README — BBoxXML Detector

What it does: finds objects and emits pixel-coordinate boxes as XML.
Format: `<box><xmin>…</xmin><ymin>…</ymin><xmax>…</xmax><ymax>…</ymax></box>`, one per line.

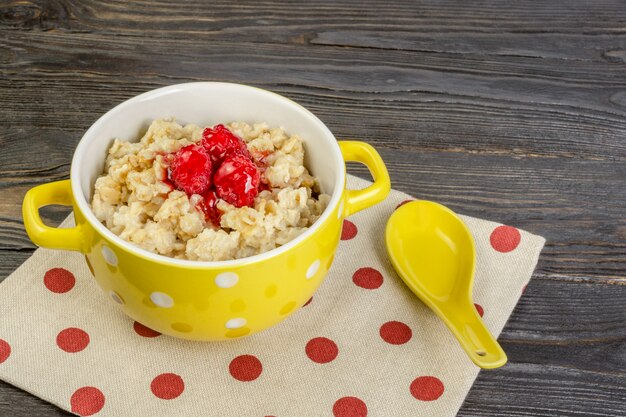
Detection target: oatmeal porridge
<box><xmin>91</xmin><ymin>119</ymin><xmax>330</xmax><ymax>261</ymax></box>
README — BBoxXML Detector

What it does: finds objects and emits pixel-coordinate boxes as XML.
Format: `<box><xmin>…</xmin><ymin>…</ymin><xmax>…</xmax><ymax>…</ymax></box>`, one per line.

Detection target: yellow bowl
<box><xmin>22</xmin><ymin>82</ymin><xmax>390</xmax><ymax>340</ymax></box>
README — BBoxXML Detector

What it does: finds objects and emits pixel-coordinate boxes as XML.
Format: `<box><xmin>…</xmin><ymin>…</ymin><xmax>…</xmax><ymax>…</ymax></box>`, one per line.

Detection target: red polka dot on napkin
<box><xmin>333</xmin><ymin>396</ymin><xmax>367</xmax><ymax>417</ymax></box>
<box><xmin>306</xmin><ymin>337</ymin><xmax>339</xmax><ymax>364</ymax></box>
<box><xmin>56</xmin><ymin>328</ymin><xmax>90</xmax><ymax>353</ymax></box>
<box><xmin>70</xmin><ymin>386</ymin><xmax>105</xmax><ymax>416</ymax></box>
<box><xmin>0</xmin><ymin>339</ymin><xmax>10</xmax><ymax>364</ymax></box>
<box><xmin>44</xmin><ymin>268</ymin><xmax>75</xmax><ymax>293</ymax></box>
<box><xmin>379</xmin><ymin>321</ymin><xmax>412</xmax><ymax>345</ymax></box>
<box><xmin>133</xmin><ymin>321</ymin><xmax>161</xmax><ymax>338</ymax></box>
<box><xmin>474</xmin><ymin>303</ymin><xmax>484</xmax><ymax>318</ymax></box>
<box><xmin>341</xmin><ymin>220</ymin><xmax>358</xmax><ymax>240</ymax></box>
<box><xmin>353</xmin><ymin>267</ymin><xmax>383</xmax><ymax>289</ymax></box>
<box><xmin>151</xmin><ymin>373</ymin><xmax>185</xmax><ymax>399</ymax></box>
<box><xmin>229</xmin><ymin>355</ymin><xmax>262</xmax><ymax>382</ymax></box>
<box><xmin>490</xmin><ymin>225</ymin><xmax>521</xmax><ymax>253</ymax></box>
<box><xmin>410</xmin><ymin>376</ymin><xmax>444</xmax><ymax>401</ymax></box>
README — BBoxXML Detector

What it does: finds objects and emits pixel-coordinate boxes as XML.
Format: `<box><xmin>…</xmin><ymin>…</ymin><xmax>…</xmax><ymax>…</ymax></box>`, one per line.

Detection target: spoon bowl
<box><xmin>385</xmin><ymin>200</ymin><xmax>507</xmax><ymax>368</ymax></box>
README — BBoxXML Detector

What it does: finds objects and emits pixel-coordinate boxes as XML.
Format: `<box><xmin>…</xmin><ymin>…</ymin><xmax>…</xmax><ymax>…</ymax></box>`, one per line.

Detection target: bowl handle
<box><xmin>339</xmin><ymin>141</ymin><xmax>391</xmax><ymax>217</ymax></box>
<box><xmin>22</xmin><ymin>179</ymin><xmax>84</xmax><ymax>252</ymax></box>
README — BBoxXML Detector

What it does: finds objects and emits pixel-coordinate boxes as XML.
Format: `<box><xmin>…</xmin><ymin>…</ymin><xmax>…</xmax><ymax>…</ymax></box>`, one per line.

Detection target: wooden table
<box><xmin>1</xmin><ymin>1</ymin><xmax>624</xmax><ymax>415</ymax></box>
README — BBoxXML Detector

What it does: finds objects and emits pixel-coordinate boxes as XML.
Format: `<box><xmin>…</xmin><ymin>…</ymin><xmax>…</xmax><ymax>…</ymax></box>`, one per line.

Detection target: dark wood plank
<box><xmin>0</xmin><ymin>381</ymin><xmax>72</xmax><ymax>417</ymax></box>
<box><xmin>461</xmin><ymin>279</ymin><xmax>626</xmax><ymax>417</ymax></box>
<box><xmin>0</xmin><ymin>0</ymin><xmax>624</xmax><ymax>416</ymax></box>
<box><xmin>3</xmin><ymin>0</ymin><xmax>626</xmax><ymax>38</ymax></box>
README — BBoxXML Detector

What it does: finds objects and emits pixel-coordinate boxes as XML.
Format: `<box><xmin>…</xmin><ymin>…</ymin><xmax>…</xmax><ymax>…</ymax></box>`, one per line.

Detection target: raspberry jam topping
<box><xmin>160</xmin><ymin>170</ymin><xmax>176</xmax><ymax>191</ymax></box>
<box><xmin>202</xmin><ymin>124</ymin><xmax>250</xmax><ymax>163</ymax></box>
<box><xmin>168</xmin><ymin>144</ymin><xmax>213</xmax><ymax>195</ymax></box>
<box><xmin>251</xmin><ymin>149</ymin><xmax>271</xmax><ymax>166</ymax></box>
<box><xmin>196</xmin><ymin>189</ymin><xmax>222</xmax><ymax>227</ymax></box>
<box><xmin>258</xmin><ymin>182</ymin><xmax>270</xmax><ymax>193</ymax></box>
<box><xmin>213</xmin><ymin>153</ymin><xmax>260</xmax><ymax>207</ymax></box>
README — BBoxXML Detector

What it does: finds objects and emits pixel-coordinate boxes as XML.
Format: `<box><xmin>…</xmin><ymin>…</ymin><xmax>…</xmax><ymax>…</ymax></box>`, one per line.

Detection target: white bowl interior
<box><xmin>71</xmin><ymin>82</ymin><xmax>345</xmax><ymax>266</ymax></box>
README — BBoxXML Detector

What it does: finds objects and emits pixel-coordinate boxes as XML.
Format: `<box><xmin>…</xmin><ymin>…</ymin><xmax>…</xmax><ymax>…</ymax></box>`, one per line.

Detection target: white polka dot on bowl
<box><xmin>101</xmin><ymin>246</ymin><xmax>118</xmax><ymax>266</ymax></box>
<box><xmin>225</xmin><ymin>318</ymin><xmax>247</xmax><ymax>329</ymax></box>
<box><xmin>306</xmin><ymin>260</ymin><xmax>320</xmax><ymax>280</ymax></box>
<box><xmin>109</xmin><ymin>290</ymin><xmax>124</xmax><ymax>305</ymax></box>
<box><xmin>150</xmin><ymin>292</ymin><xmax>174</xmax><ymax>308</ymax></box>
<box><xmin>215</xmin><ymin>272</ymin><xmax>239</xmax><ymax>288</ymax></box>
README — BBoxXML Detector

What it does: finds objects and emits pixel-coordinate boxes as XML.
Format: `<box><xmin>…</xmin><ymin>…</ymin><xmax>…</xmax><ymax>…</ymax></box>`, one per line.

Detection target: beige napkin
<box><xmin>0</xmin><ymin>175</ymin><xmax>544</xmax><ymax>417</ymax></box>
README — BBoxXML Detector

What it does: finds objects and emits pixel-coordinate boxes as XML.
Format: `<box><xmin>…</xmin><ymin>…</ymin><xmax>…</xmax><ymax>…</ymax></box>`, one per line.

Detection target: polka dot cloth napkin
<box><xmin>0</xmin><ymin>175</ymin><xmax>545</xmax><ymax>417</ymax></box>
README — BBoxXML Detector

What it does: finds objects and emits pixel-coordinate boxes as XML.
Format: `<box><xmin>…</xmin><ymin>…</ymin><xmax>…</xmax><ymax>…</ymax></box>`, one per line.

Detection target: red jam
<box><xmin>161</xmin><ymin>168</ymin><xmax>176</xmax><ymax>191</ymax></box>
<box><xmin>196</xmin><ymin>189</ymin><xmax>222</xmax><ymax>227</ymax></box>
<box><xmin>252</xmin><ymin>149</ymin><xmax>271</xmax><ymax>166</ymax></box>
<box><xmin>258</xmin><ymin>182</ymin><xmax>270</xmax><ymax>193</ymax></box>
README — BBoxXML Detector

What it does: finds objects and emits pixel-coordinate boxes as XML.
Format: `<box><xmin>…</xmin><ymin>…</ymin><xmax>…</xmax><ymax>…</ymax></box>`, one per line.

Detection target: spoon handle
<box><xmin>443</xmin><ymin>305</ymin><xmax>508</xmax><ymax>369</ymax></box>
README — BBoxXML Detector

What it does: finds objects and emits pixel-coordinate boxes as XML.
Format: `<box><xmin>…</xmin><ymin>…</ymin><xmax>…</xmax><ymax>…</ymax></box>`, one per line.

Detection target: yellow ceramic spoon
<box><xmin>385</xmin><ymin>200</ymin><xmax>507</xmax><ymax>369</ymax></box>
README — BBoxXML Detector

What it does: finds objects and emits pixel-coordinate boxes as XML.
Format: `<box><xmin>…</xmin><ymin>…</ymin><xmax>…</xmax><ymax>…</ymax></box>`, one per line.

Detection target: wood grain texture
<box><xmin>0</xmin><ymin>0</ymin><xmax>625</xmax><ymax>416</ymax></box>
